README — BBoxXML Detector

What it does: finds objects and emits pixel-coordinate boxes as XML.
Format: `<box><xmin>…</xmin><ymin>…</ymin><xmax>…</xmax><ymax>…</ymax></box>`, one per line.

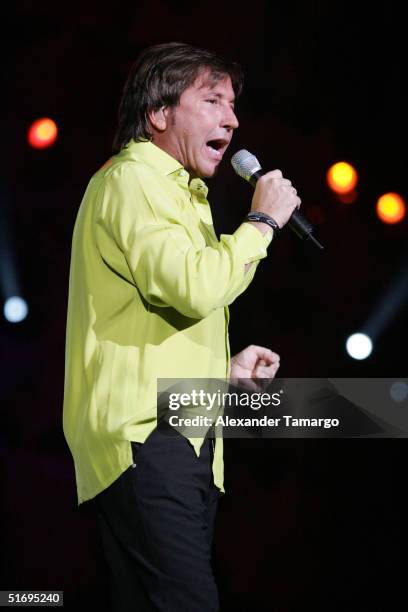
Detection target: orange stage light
<box><xmin>27</xmin><ymin>118</ymin><xmax>58</xmax><ymax>149</ymax></box>
<box><xmin>327</xmin><ymin>161</ymin><xmax>358</xmax><ymax>196</ymax></box>
<box><xmin>376</xmin><ymin>193</ymin><xmax>406</xmax><ymax>224</ymax></box>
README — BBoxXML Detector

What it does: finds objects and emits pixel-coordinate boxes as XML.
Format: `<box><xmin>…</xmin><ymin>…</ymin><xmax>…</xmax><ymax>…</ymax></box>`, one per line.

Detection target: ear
<box><xmin>148</xmin><ymin>106</ymin><xmax>170</xmax><ymax>132</ymax></box>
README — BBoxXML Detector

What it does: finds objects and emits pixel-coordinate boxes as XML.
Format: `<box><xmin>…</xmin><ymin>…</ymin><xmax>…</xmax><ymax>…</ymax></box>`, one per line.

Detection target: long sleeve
<box><xmin>95</xmin><ymin>162</ymin><xmax>273</xmax><ymax>320</ymax></box>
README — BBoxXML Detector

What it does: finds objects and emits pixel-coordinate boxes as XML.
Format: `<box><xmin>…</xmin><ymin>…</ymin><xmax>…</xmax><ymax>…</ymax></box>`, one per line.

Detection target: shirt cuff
<box><xmin>231</xmin><ymin>221</ymin><xmax>273</xmax><ymax>263</ymax></box>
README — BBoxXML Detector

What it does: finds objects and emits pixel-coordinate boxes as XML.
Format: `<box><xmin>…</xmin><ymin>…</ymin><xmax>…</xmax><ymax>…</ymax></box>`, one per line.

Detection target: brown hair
<box><xmin>112</xmin><ymin>42</ymin><xmax>243</xmax><ymax>154</ymax></box>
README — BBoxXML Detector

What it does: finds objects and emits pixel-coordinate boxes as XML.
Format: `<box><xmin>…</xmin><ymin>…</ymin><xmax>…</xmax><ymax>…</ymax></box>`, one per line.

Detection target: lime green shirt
<box><xmin>63</xmin><ymin>140</ymin><xmax>273</xmax><ymax>505</ymax></box>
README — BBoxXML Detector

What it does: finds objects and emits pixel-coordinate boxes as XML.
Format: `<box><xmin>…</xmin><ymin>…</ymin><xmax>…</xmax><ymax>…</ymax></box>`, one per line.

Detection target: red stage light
<box><xmin>27</xmin><ymin>118</ymin><xmax>58</xmax><ymax>149</ymax></box>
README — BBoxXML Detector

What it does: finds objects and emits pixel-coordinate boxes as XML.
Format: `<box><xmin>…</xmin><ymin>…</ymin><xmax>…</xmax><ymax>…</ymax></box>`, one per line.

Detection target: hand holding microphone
<box><xmin>250</xmin><ymin>168</ymin><xmax>301</xmax><ymax>229</ymax></box>
<box><xmin>231</xmin><ymin>149</ymin><xmax>323</xmax><ymax>249</ymax></box>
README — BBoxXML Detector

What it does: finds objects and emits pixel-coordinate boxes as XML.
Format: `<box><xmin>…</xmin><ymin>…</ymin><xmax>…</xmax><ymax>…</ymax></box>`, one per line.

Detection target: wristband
<box><xmin>245</xmin><ymin>212</ymin><xmax>280</xmax><ymax>234</ymax></box>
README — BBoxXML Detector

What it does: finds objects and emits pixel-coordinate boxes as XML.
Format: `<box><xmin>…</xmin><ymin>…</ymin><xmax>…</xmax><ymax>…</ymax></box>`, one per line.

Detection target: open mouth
<box><xmin>205</xmin><ymin>139</ymin><xmax>229</xmax><ymax>160</ymax></box>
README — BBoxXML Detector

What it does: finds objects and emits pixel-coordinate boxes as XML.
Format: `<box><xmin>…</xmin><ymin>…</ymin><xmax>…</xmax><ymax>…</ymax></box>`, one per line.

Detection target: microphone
<box><xmin>231</xmin><ymin>149</ymin><xmax>324</xmax><ymax>250</ymax></box>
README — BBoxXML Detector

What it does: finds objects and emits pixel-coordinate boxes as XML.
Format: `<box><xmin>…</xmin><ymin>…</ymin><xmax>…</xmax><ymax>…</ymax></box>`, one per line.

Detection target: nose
<box><xmin>223</xmin><ymin>106</ymin><xmax>239</xmax><ymax>131</ymax></box>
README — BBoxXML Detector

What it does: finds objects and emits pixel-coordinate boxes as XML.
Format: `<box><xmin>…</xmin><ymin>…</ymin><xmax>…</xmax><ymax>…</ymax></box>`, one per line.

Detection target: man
<box><xmin>63</xmin><ymin>42</ymin><xmax>300</xmax><ymax>611</ymax></box>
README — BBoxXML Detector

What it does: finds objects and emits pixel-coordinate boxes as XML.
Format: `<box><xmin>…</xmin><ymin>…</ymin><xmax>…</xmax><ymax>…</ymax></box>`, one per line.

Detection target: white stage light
<box><xmin>4</xmin><ymin>296</ymin><xmax>28</xmax><ymax>323</ymax></box>
<box><xmin>346</xmin><ymin>333</ymin><xmax>373</xmax><ymax>360</ymax></box>
<box><xmin>390</xmin><ymin>381</ymin><xmax>408</xmax><ymax>403</ymax></box>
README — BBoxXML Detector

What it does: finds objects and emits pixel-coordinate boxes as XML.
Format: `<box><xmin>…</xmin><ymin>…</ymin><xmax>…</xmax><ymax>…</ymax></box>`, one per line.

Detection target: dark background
<box><xmin>2</xmin><ymin>1</ymin><xmax>407</xmax><ymax>610</ymax></box>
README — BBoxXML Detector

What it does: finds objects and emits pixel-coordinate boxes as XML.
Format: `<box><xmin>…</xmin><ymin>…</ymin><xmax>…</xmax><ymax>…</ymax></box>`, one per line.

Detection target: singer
<box><xmin>63</xmin><ymin>42</ymin><xmax>300</xmax><ymax>612</ymax></box>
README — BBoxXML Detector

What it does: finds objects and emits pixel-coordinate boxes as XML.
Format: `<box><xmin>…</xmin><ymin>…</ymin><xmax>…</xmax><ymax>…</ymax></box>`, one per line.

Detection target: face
<box><xmin>151</xmin><ymin>71</ymin><xmax>239</xmax><ymax>178</ymax></box>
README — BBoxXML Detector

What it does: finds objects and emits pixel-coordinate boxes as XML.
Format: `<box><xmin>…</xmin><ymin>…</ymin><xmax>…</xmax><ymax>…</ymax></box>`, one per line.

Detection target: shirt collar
<box><xmin>189</xmin><ymin>178</ymin><xmax>208</xmax><ymax>199</ymax></box>
<box><xmin>118</xmin><ymin>140</ymin><xmax>209</xmax><ymax>199</ymax></box>
<box><xmin>120</xmin><ymin>139</ymin><xmax>183</xmax><ymax>176</ymax></box>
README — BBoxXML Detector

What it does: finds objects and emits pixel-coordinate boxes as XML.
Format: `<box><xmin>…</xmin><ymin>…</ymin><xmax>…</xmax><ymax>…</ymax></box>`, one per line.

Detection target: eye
<box><xmin>206</xmin><ymin>98</ymin><xmax>218</xmax><ymax>105</ymax></box>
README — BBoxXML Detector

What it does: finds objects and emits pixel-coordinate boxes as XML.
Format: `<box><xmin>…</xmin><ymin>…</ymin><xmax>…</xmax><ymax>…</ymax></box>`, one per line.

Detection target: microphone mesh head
<box><xmin>231</xmin><ymin>149</ymin><xmax>262</xmax><ymax>181</ymax></box>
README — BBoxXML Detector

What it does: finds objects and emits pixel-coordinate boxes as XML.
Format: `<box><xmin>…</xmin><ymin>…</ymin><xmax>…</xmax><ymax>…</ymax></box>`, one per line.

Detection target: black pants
<box><xmin>95</xmin><ymin>422</ymin><xmax>220</xmax><ymax>612</ymax></box>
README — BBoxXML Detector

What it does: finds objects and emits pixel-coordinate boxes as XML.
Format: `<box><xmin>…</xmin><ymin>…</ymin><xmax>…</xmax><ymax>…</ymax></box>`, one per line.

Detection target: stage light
<box><xmin>390</xmin><ymin>381</ymin><xmax>408</xmax><ymax>403</ymax></box>
<box><xmin>327</xmin><ymin>162</ymin><xmax>358</xmax><ymax>195</ymax></box>
<box><xmin>346</xmin><ymin>333</ymin><xmax>373</xmax><ymax>360</ymax></box>
<box><xmin>3</xmin><ymin>296</ymin><xmax>28</xmax><ymax>323</ymax></box>
<box><xmin>27</xmin><ymin>118</ymin><xmax>58</xmax><ymax>150</ymax></box>
<box><xmin>376</xmin><ymin>193</ymin><xmax>406</xmax><ymax>224</ymax></box>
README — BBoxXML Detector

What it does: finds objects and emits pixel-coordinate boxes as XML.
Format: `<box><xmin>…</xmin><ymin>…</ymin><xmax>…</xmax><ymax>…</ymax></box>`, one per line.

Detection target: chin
<box><xmin>200</xmin><ymin>163</ymin><xmax>220</xmax><ymax>179</ymax></box>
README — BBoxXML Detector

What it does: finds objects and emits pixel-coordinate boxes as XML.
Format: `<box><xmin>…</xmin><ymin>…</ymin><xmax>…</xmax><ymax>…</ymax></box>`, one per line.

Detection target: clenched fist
<box><xmin>250</xmin><ymin>169</ymin><xmax>301</xmax><ymax>229</ymax></box>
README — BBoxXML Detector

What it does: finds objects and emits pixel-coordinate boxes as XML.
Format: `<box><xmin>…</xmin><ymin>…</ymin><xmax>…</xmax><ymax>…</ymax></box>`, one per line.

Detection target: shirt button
<box><xmin>179</xmin><ymin>170</ymin><xmax>187</xmax><ymax>177</ymax></box>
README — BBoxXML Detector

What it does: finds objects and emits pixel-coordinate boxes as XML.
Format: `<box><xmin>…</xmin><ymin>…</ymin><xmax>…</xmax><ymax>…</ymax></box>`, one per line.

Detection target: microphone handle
<box><xmin>249</xmin><ymin>170</ymin><xmax>323</xmax><ymax>248</ymax></box>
